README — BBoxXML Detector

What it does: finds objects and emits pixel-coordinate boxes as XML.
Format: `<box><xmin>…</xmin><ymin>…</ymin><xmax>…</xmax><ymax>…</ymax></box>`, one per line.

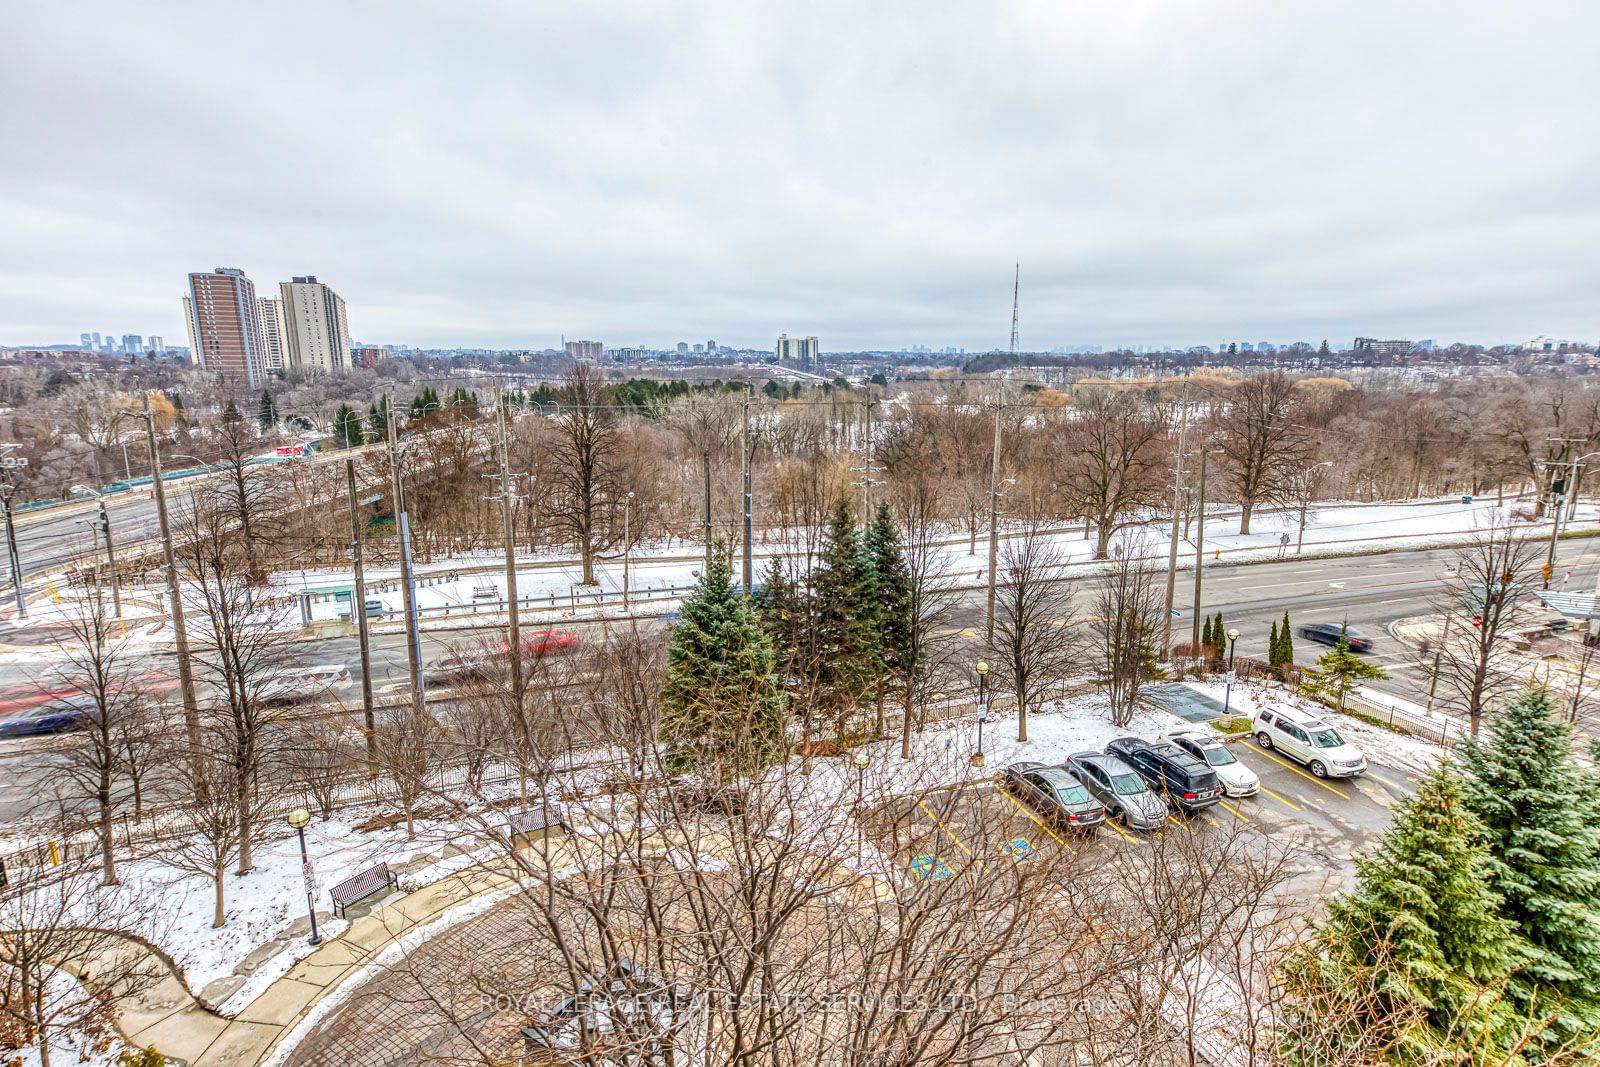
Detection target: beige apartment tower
<box><xmin>279</xmin><ymin>276</ymin><xmax>350</xmax><ymax>374</ymax></box>
<box><xmin>256</xmin><ymin>297</ymin><xmax>290</xmax><ymax>372</ymax></box>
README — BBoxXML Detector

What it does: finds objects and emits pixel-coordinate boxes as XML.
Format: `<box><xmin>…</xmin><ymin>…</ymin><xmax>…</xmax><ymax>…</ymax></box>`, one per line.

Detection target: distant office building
<box><xmin>707</xmin><ymin>339</ymin><xmax>717</xmax><ymax>354</ymax></box>
<box><xmin>609</xmin><ymin>346</ymin><xmax>645</xmax><ymax>362</ymax></box>
<box><xmin>564</xmin><ymin>339</ymin><xmax>603</xmax><ymax>362</ymax></box>
<box><xmin>147</xmin><ymin>335</ymin><xmax>163</xmax><ymax>352</ymax></box>
<box><xmin>184</xmin><ymin>267</ymin><xmax>268</xmax><ymax>385</ymax></box>
<box><xmin>90</xmin><ymin>331</ymin><xmax>101</xmax><ymax>349</ymax></box>
<box><xmin>692</xmin><ymin>343</ymin><xmax>705</xmax><ymax>355</ymax></box>
<box><xmin>675</xmin><ymin>342</ymin><xmax>689</xmax><ymax>357</ymax></box>
<box><xmin>257</xmin><ymin>297</ymin><xmax>290</xmax><ymax>371</ymax></box>
<box><xmin>1239</xmin><ymin>342</ymin><xmax>1254</xmax><ymax>353</ymax></box>
<box><xmin>775</xmin><ymin>333</ymin><xmax>819</xmax><ymax>371</ymax></box>
<box><xmin>351</xmin><ymin>345</ymin><xmax>386</xmax><ymax>370</ymax></box>
<box><xmin>279</xmin><ymin>276</ymin><xmax>350</xmax><ymax>374</ymax></box>
<box><xmin>79</xmin><ymin>332</ymin><xmax>92</xmax><ymax>349</ymax></box>
<box><xmin>1524</xmin><ymin>335</ymin><xmax>1572</xmax><ymax>354</ymax></box>
<box><xmin>120</xmin><ymin>334</ymin><xmax>142</xmax><ymax>355</ymax></box>
<box><xmin>1352</xmin><ymin>337</ymin><xmax>1411</xmax><ymax>357</ymax></box>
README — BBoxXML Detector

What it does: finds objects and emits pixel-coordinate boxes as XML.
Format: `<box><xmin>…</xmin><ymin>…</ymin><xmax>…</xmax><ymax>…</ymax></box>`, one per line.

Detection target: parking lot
<box><xmin>868</xmin><ymin>737</ymin><xmax>1417</xmax><ymax>896</ymax></box>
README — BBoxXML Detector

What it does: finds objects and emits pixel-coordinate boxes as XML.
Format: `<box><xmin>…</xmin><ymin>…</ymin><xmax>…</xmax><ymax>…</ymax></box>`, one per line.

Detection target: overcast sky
<box><xmin>3</xmin><ymin>2</ymin><xmax>1596</xmax><ymax>352</ymax></box>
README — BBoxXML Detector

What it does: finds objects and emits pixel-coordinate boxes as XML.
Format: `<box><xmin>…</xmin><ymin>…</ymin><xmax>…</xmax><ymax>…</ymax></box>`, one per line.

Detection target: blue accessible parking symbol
<box><xmin>1000</xmin><ymin>838</ymin><xmax>1040</xmax><ymax>864</ymax></box>
<box><xmin>910</xmin><ymin>855</ymin><xmax>955</xmax><ymax>881</ymax></box>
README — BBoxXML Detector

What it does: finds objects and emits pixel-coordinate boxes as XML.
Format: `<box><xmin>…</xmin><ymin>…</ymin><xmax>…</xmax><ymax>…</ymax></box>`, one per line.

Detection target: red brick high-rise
<box><xmin>183</xmin><ymin>268</ymin><xmax>267</xmax><ymax>385</ymax></box>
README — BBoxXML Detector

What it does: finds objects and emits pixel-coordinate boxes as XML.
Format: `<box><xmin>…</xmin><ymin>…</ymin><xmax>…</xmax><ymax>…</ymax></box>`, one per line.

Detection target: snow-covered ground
<box><xmin>22</xmin><ymin>494</ymin><xmax>1591</xmax><ymax>641</ymax></box>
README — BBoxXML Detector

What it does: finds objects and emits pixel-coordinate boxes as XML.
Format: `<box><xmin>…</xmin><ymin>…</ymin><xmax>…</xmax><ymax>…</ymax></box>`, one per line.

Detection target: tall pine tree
<box><xmin>1279</xmin><ymin>610</ymin><xmax>1294</xmax><ymax>666</ymax></box>
<box><xmin>333</xmin><ymin>403</ymin><xmax>364</xmax><ymax>448</ymax></box>
<box><xmin>811</xmin><ymin>499</ymin><xmax>875</xmax><ymax>735</ymax></box>
<box><xmin>1302</xmin><ymin>623</ymin><xmax>1386</xmax><ymax>712</ymax></box>
<box><xmin>1460</xmin><ymin>689</ymin><xmax>1600</xmax><ymax>1043</ymax></box>
<box><xmin>257</xmin><ymin>390</ymin><xmax>277</xmax><ymax>430</ymax></box>
<box><xmin>754</xmin><ymin>556</ymin><xmax>808</xmax><ymax>693</ymax></box>
<box><xmin>660</xmin><ymin>543</ymin><xmax>789</xmax><ymax>781</ymax></box>
<box><xmin>864</xmin><ymin>503</ymin><xmax>916</xmax><ymax>736</ymax></box>
<box><xmin>1268</xmin><ymin>620</ymin><xmax>1281</xmax><ymax>666</ymax></box>
<box><xmin>1284</xmin><ymin>766</ymin><xmax>1530</xmax><ymax>1064</ymax></box>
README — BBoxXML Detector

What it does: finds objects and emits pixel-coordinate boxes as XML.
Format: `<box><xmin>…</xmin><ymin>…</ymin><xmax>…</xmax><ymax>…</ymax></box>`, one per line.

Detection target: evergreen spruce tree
<box><xmin>369</xmin><ymin>395</ymin><xmax>391</xmax><ymax>437</ymax></box>
<box><xmin>1301</xmin><ymin>622</ymin><xmax>1387</xmax><ymax>712</ymax></box>
<box><xmin>1201</xmin><ymin>615</ymin><xmax>1215</xmax><ymax>652</ymax></box>
<box><xmin>1279</xmin><ymin>610</ymin><xmax>1294</xmax><ymax>666</ymax></box>
<box><xmin>864</xmin><ymin>504</ymin><xmax>917</xmax><ymax>734</ymax></box>
<box><xmin>333</xmin><ymin>403</ymin><xmax>364</xmax><ymax>448</ymax></box>
<box><xmin>1459</xmin><ymin>689</ymin><xmax>1600</xmax><ymax>1042</ymax></box>
<box><xmin>660</xmin><ymin>543</ymin><xmax>789</xmax><ymax>781</ymax></box>
<box><xmin>753</xmin><ymin>556</ymin><xmax>807</xmax><ymax>688</ymax></box>
<box><xmin>811</xmin><ymin>499</ymin><xmax>875</xmax><ymax>734</ymax></box>
<box><xmin>221</xmin><ymin>399</ymin><xmax>242</xmax><ymax>425</ymax></box>
<box><xmin>1268</xmin><ymin>620</ymin><xmax>1281</xmax><ymax>667</ymax></box>
<box><xmin>258</xmin><ymin>389</ymin><xmax>278</xmax><ymax>430</ymax></box>
<box><xmin>1284</xmin><ymin>766</ymin><xmax>1530</xmax><ymax>1064</ymax></box>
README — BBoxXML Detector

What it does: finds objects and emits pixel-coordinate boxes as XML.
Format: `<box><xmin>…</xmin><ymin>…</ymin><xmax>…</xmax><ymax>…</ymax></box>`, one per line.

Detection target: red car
<box><xmin>505</xmin><ymin>630</ymin><xmax>580</xmax><ymax>658</ymax></box>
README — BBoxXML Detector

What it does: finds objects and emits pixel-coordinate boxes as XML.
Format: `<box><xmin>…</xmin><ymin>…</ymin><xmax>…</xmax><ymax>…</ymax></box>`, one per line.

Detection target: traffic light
<box><xmin>1542</xmin><ymin>563</ymin><xmax>1554</xmax><ymax>582</ymax></box>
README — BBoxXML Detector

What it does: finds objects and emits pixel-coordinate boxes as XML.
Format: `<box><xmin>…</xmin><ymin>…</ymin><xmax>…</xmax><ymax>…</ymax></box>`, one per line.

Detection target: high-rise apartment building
<box><xmin>256</xmin><ymin>297</ymin><xmax>290</xmax><ymax>371</ymax></box>
<box><xmin>675</xmin><ymin>342</ymin><xmax>689</xmax><ymax>357</ymax></box>
<box><xmin>351</xmin><ymin>345</ymin><xmax>386</xmax><ymax>370</ymax></box>
<box><xmin>564</xmin><ymin>339</ymin><xmax>604</xmax><ymax>362</ymax></box>
<box><xmin>121</xmin><ymin>334</ymin><xmax>142</xmax><ymax>355</ymax></box>
<box><xmin>147</xmin><ymin>335</ymin><xmax>163</xmax><ymax>352</ymax></box>
<box><xmin>775</xmin><ymin>334</ymin><xmax>819</xmax><ymax>371</ymax></box>
<box><xmin>184</xmin><ymin>268</ymin><xmax>267</xmax><ymax>385</ymax></box>
<box><xmin>79</xmin><ymin>333</ymin><xmax>92</xmax><ymax>349</ymax></box>
<box><xmin>279</xmin><ymin>276</ymin><xmax>350</xmax><ymax>374</ymax></box>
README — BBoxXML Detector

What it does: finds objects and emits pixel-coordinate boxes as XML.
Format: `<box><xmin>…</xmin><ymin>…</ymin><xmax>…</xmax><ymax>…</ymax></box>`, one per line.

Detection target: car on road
<box><xmin>500</xmin><ymin>630</ymin><xmax>581</xmax><ymax>659</ymax></box>
<box><xmin>1104</xmin><ymin>737</ymin><xmax>1222</xmax><ymax>813</ymax></box>
<box><xmin>1000</xmin><ymin>761</ymin><xmax>1107</xmax><ymax>829</ymax></box>
<box><xmin>1157</xmin><ymin>728</ymin><xmax>1260</xmax><ymax>798</ymax></box>
<box><xmin>1296</xmin><ymin>622</ymin><xmax>1373</xmax><ymax>653</ymax></box>
<box><xmin>256</xmin><ymin>664</ymin><xmax>352</xmax><ymax>705</ymax></box>
<box><xmin>1252</xmin><ymin>705</ymin><xmax>1367</xmax><ymax>778</ymax></box>
<box><xmin>0</xmin><ymin>696</ymin><xmax>96</xmax><ymax>739</ymax></box>
<box><xmin>1059</xmin><ymin>750</ymin><xmax>1169</xmax><ymax>831</ymax></box>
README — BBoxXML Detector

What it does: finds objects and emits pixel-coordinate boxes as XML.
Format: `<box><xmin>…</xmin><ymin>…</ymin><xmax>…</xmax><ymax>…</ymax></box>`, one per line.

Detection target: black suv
<box><xmin>1104</xmin><ymin>737</ymin><xmax>1222</xmax><ymax>813</ymax></box>
<box><xmin>1296</xmin><ymin>622</ymin><xmax>1373</xmax><ymax>653</ymax></box>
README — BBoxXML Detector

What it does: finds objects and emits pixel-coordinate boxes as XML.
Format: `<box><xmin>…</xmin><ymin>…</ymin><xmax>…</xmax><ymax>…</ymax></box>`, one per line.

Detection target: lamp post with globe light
<box><xmin>286</xmin><ymin>809</ymin><xmax>321</xmax><ymax>946</ymax></box>
<box><xmin>1222</xmin><ymin>628</ymin><xmax>1242</xmax><ymax>719</ymax></box>
<box><xmin>852</xmin><ymin>749</ymin><xmax>872</xmax><ymax>846</ymax></box>
<box><xmin>972</xmin><ymin>661</ymin><xmax>990</xmax><ymax>768</ymax></box>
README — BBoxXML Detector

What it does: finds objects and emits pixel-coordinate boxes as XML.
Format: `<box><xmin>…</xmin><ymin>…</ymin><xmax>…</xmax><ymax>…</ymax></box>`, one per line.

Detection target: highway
<box><xmin>1</xmin><ymin>537</ymin><xmax>1596</xmax><ymax>825</ymax></box>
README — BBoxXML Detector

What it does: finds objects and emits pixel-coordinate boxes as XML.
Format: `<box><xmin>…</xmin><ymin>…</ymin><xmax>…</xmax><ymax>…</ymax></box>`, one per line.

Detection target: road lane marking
<box><xmin>991</xmin><ymin>784</ymin><xmax>1075</xmax><ymax>853</ymax></box>
<box><xmin>1100</xmin><ymin>817</ymin><xmax>1139</xmax><ymax>843</ymax></box>
<box><xmin>1240</xmin><ymin>742</ymin><xmax>1351</xmax><ymax>798</ymax></box>
<box><xmin>1217</xmin><ymin>799</ymin><xmax>1251</xmax><ymax>822</ymax></box>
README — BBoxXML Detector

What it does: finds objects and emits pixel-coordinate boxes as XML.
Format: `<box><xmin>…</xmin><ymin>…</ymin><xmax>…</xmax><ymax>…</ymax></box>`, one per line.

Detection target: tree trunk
<box><xmin>236</xmin><ymin>777</ymin><xmax>254</xmax><ymax>875</ymax></box>
<box><xmin>1017</xmin><ymin>692</ymin><xmax>1028</xmax><ymax>743</ymax></box>
<box><xmin>1239</xmin><ymin>500</ymin><xmax>1253</xmax><ymax>535</ymax></box>
<box><xmin>36</xmin><ymin>1012</ymin><xmax>50</xmax><ymax>1067</ymax></box>
<box><xmin>98</xmin><ymin>792</ymin><xmax>118</xmax><ymax>886</ymax></box>
<box><xmin>874</xmin><ymin>680</ymin><xmax>885</xmax><ymax>739</ymax></box>
<box><xmin>1094</xmin><ymin>523</ymin><xmax>1112</xmax><ymax>561</ymax></box>
<box><xmin>213</xmin><ymin>870</ymin><xmax>227</xmax><ymax>928</ymax></box>
<box><xmin>901</xmin><ymin>696</ymin><xmax>914</xmax><ymax>760</ymax></box>
<box><xmin>580</xmin><ymin>533</ymin><xmax>596</xmax><ymax>585</ymax></box>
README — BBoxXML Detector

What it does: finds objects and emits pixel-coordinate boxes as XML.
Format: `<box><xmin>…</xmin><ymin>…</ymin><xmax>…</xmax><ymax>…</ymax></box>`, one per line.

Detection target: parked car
<box><xmin>1060</xmin><ymin>750</ymin><xmax>1169</xmax><ymax>830</ymax></box>
<box><xmin>1105</xmin><ymin>737</ymin><xmax>1223</xmax><ymax>813</ymax></box>
<box><xmin>1296</xmin><ymin>622</ymin><xmax>1373</xmax><ymax>653</ymax></box>
<box><xmin>256</xmin><ymin>664</ymin><xmax>352</xmax><ymax>705</ymax></box>
<box><xmin>498</xmin><ymin>630</ymin><xmax>580</xmax><ymax>659</ymax></box>
<box><xmin>0</xmin><ymin>696</ymin><xmax>96</xmax><ymax>739</ymax></box>
<box><xmin>1000</xmin><ymin>761</ymin><xmax>1107</xmax><ymax>829</ymax></box>
<box><xmin>1157</xmin><ymin>728</ymin><xmax>1260</xmax><ymax>798</ymax></box>
<box><xmin>1252</xmin><ymin>704</ymin><xmax>1367</xmax><ymax>778</ymax></box>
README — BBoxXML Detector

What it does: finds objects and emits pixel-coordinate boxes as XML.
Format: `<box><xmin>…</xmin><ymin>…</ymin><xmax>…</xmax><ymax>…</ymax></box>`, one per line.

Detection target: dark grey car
<box><xmin>1001</xmin><ymin>761</ymin><xmax>1108</xmax><ymax>829</ymax></box>
<box><xmin>1060</xmin><ymin>750</ymin><xmax>1169</xmax><ymax>831</ymax></box>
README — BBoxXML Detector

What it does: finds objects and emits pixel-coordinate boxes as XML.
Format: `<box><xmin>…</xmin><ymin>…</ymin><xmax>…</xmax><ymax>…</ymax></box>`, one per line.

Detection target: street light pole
<box><xmin>1160</xmin><ymin>386</ymin><xmax>1189</xmax><ymax>656</ymax></box>
<box><xmin>139</xmin><ymin>398</ymin><xmax>203</xmax><ymax>775</ymax></box>
<box><xmin>972</xmin><ymin>660</ymin><xmax>990</xmax><ymax>769</ymax></box>
<box><xmin>985</xmin><ymin>396</ymin><xmax>1004</xmax><ymax>644</ymax></box>
<box><xmin>491</xmin><ymin>386</ymin><xmax>524</xmax><ymax>718</ymax></box>
<box><xmin>1221</xmin><ymin>627</ymin><xmax>1241</xmax><ymax>718</ymax></box>
<box><xmin>0</xmin><ymin>484</ymin><xmax>25</xmax><ymax>620</ymax></box>
<box><xmin>623</xmin><ymin>491</ymin><xmax>634</xmax><ymax>610</ymax></box>
<box><xmin>286</xmin><ymin>809</ymin><xmax>321</xmax><ymax>946</ymax></box>
<box><xmin>1190</xmin><ymin>449</ymin><xmax>1210</xmax><ymax>649</ymax></box>
<box><xmin>97</xmin><ymin>498</ymin><xmax>121</xmax><ymax>619</ymax></box>
<box><xmin>345</xmin><ymin>458</ymin><xmax>376</xmax><ymax>764</ymax></box>
<box><xmin>385</xmin><ymin>400</ymin><xmax>427</xmax><ymax>718</ymax></box>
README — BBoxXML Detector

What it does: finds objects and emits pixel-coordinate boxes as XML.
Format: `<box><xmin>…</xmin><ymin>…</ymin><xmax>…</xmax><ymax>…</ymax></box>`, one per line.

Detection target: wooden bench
<box><xmin>328</xmin><ymin>862</ymin><xmax>399</xmax><ymax>918</ymax></box>
<box><xmin>472</xmin><ymin>584</ymin><xmax>497</xmax><ymax>600</ymax></box>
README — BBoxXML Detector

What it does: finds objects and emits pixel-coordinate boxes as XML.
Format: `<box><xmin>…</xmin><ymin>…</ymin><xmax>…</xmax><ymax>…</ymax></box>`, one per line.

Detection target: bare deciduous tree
<box><xmin>1095</xmin><ymin>536</ymin><xmax>1165</xmax><ymax>727</ymax></box>
<box><xmin>546</xmin><ymin>365</ymin><xmax>623</xmax><ymax>585</ymax></box>
<box><xmin>1214</xmin><ymin>371</ymin><xmax>1311</xmax><ymax>534</ymax></box>
<box><xmin>988</xmin><ymin>531</ymin><xmax>1078</xmax><ymax>742</ymax></box>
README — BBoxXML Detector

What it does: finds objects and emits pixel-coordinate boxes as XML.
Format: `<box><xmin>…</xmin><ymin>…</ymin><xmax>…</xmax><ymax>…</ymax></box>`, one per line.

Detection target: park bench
<box><xmin>509</xmin><ymin>805</ymin><xmax>567</xmax><ymax>849</ymax></box>
<box><xmin>472</xmin><ymin>584</ymin><xmax>497</xmax><ymax>600</ymax></box>
<box><xmin>328</xmin><ymin>862</ymin><xmax>399</xmax><ymax>918</ymax></box>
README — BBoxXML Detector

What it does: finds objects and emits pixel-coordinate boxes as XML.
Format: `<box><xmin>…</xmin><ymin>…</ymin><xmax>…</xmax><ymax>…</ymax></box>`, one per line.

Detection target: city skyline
<box><xmin>3</xmin><ymin>2</ymin><xmax>1596</xmax><ymax>351</ymax></box>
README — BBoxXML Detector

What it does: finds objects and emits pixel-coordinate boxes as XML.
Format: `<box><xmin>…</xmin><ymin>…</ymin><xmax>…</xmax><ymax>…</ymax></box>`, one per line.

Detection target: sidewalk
<box><xmin>105</xmin><ymin>854</ymin><xmax>536</xmax><ymax>1065</ymax></box>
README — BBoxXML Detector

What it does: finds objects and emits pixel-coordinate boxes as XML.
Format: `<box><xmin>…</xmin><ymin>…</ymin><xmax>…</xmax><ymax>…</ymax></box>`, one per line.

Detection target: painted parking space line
<box><xmin>1240</xmin><ymin>742</ymin><xmax>1351</xmax><ymax>799</ymax></box>
<box><xmin>1216</xmin><ymin>799</ymin><xmax>1251</xmax><ymax>822</ymax></box>
<box><xmin>991</xmin><ymin>783</ymin><xmax>1075</xmax><ymax>854</ymax></box>
<box><xmin>916</xmin><ymin>797</ymin><xmax>978</xmax><ymax>862</ymax></box>
<box><xmin>1099</xmin><ymin>817</ymin><xmax>1140</xmax><ymax>844</ymax></box>
<box><xmin>1251</xmin><ymin>784</ymin><xmax>1301</xmax><ymax>812</ymax></box>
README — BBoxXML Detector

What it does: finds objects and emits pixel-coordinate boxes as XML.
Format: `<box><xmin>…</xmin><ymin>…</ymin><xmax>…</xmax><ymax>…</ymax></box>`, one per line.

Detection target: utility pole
<box><xmin>0</xmin><ymin>447</ymin><xmax>26</xmax><ymax>620</ymax></box>
<box><xmin>385</xmin><ymin>400</ymin><xmax>427</xmax><ymax>718</ymax></box>
<box><xmin>97</xmin><ymin>497</ymin><xmax>121</xmax><ymax>618</ymax></box>
<box><xmin>140</xmin><ymin>397</ymin><xmax>203</xmax><ymax>776</ymax></box>
<box><xmin>490</xmin><ymin>386</ymin><xmax>525</xmax><ymax>716</ymax></box>
<box><xmin>702</xmin><ymin>450</ymin><xmax>713</xmax><ymax>570</ymax></box>
<box><xmin>345</xmin><ymin>458</ymin><xmax>376</xmax><ymax>762</ymax></box>
<box><xmin>1190</xmin><ymin>449</ymin><xmax>1210</xmax><ymax>649</ymax></box>
<box><xmin>1160</xmin><ymin>387</ymin><xmax>1189</xmax><ymax>655</ymax></box>
<box><xmin>985</xmin><ymin>388</ymin><xmax>1004</xmax><ymax>644</ymax></box>
<box><xmin>742</xmin><ymin>390</ymin><xmax>754</xmax><ymax>594</ymax></box>
<box><xmin>862</xmin><ymin>393</ymin><xmax>877</xmax><ymax>518</ymax></box>
<box><xmin>1544</xmin><ymin>458</ymin><xmax>1579</xmax><ymax>590</ymax></box>
<box><xmin>623</xmin><ymin>491</ymin><xmax>634</xmax><ymax>609</ymax></box>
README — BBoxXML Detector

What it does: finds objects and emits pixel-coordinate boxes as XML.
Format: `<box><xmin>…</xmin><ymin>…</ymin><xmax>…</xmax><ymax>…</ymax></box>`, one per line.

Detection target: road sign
<box><xmin>1224</xmin><ymin>671</ymin><xmax>1236</xmax><ymax>684</ymax></box>
<box><xmin>976</xmin><ymin>703</ymin><xmax>989</xmax><ymax>720</ymax></box>
<box><xmin>302</xmin><ymin>860</ymin><xmax>317</xmax><ymax>897</ymax></box>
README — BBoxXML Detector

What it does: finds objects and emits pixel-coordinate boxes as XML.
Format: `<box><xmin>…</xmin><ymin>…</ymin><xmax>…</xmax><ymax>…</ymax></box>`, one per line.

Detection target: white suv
<box><xmin>1251</xmin><ymin>705</ymin><xmax>1367</xmax><ymax>779</ymax></box>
